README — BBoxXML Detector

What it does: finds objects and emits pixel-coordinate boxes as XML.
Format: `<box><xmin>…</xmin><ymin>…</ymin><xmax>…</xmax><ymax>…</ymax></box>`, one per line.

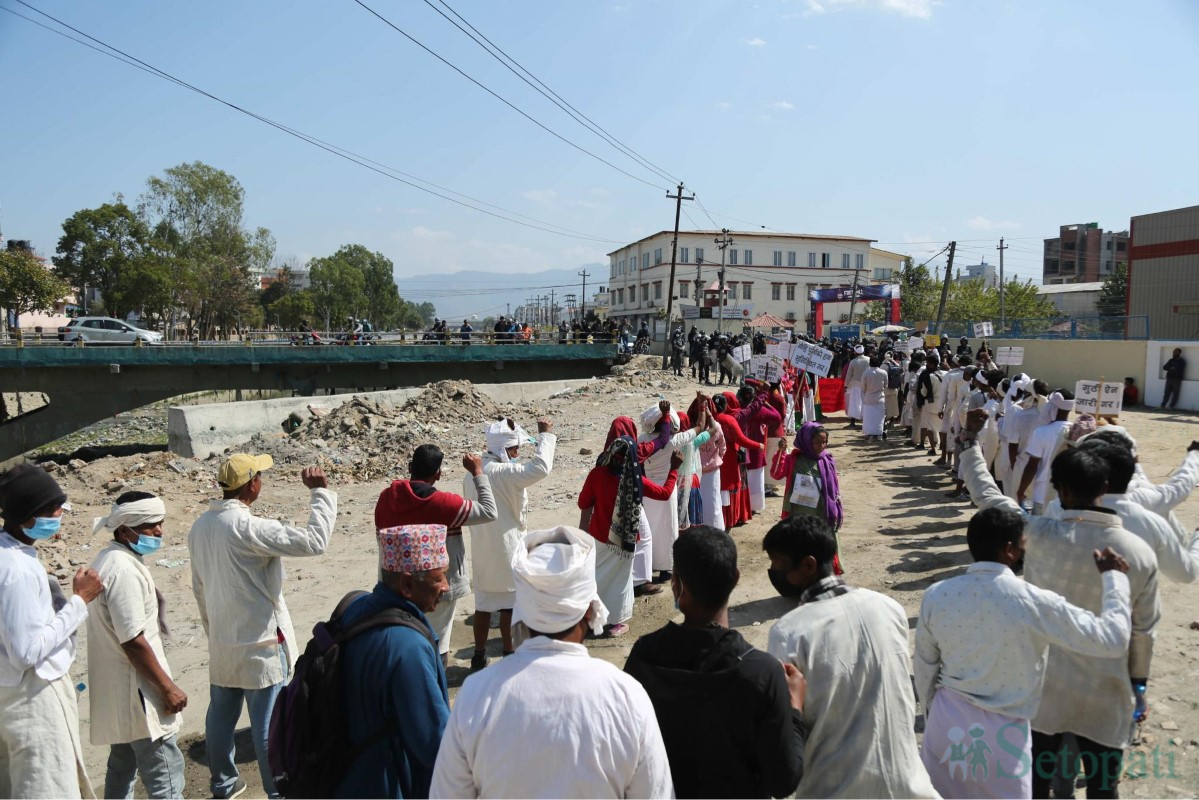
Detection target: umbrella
<box><xmin>869</xmin><ymin>324</ymin><xmax>914</xmax><ymax>334</ymax></box>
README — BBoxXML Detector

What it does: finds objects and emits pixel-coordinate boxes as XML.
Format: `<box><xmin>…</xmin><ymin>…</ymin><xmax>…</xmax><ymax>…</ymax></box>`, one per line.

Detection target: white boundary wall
<box><xmin>1144</xmin><ymin>341</ymin><xmax>1199</xmax><ymax>411</ymax></box>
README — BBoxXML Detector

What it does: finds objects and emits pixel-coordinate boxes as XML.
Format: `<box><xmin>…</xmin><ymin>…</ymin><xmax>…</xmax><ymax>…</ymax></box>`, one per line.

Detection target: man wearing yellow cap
<box><xmin>188</xmin><ymin>454</ymin><xmax>336</xmax><ymax>800</ymax></box>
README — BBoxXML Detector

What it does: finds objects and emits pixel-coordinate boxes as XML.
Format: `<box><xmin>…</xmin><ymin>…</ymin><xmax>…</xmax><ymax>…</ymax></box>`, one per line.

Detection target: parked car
<box><xmin>58</xmin><ymin>317</ymin><xmax>163</xmax><ymax>345</ymax></box>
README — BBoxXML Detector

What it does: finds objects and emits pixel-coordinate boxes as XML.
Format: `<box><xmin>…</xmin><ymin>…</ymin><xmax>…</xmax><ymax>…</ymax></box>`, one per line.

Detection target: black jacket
<box><xmin>624</xmin><ymin>623</ymin><xmax>805</xmax><ymax>799</ymax></box>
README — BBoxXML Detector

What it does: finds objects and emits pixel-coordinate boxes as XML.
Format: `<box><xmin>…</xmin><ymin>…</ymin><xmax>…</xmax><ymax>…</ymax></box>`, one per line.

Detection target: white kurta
<box><xmin>630</xmin><ymin>509</ymin><xmax>654</xmax><ymax>586</ymax></box>
<box><xmin>699</xmin><ymin>470</ymin><xmax>725</xmax><ymax>531</ymax></box>
<box><xmin>430</xmin><ymin>637</ymin><xmax>672</xmax><ymax>799</ymax></box>
<box><xmin>464</xmin><ymin>433</ymin><xmax>557</xmax><ymax>611</ymax></box>
<box><xmin>845</xmin><ymin>386</ymin><xmax>863</xmax><ymax>420</ymax></box>
<box><xmin>594</xmin><ymin>542</ymin><xmax>634</xmax><ymax>626</ymax></box>
<box><xmin>639</xmin><ymin>428</ymin><xmax>698</xmax><ymax>573</ymax></box>
<box><xmin>768</xmin><ymin>588</ymin><xmax>938</xmax><ymax>799</ymax></box>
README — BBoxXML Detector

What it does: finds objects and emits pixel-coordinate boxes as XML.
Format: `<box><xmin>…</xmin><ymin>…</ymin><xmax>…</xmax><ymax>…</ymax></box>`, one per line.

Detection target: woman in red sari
<box><xmin>712</xmin><ymin>392</ymin><xmax>764</xmax><ymax>528</ymax></box>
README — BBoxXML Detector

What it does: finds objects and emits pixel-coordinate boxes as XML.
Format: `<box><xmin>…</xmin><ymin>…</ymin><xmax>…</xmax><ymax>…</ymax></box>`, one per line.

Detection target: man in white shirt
<box><xmin>430</xmin><ymin>526</ymin><xmax>672</xmax><ymax>799</ymax></box>
<box><xmin>763</xmin><ymin>515</ymin><xmax>937</xmax><ymax>798</ymax></box>
<box><xmin>915</xmin><ymin>506</ymin><xmax>1133</xmax><ymax>798</ymax></box>
<box><xmin>463</xmin><ymin>417</ymin><xmax>556</xmax><ymax>672</ymax></box>
<box><xmin>935</xmin><ymin>355</ymin><xmax>968</xmax><ymax>466</ymax></box>
<box><xmin>89</xmin><ymin>492</ymin><xmax>187</xmax><ymax>799</ymax></box>
<box><xmin>1016</xmin><ymin>389</ymin><xmax>1074</xmax><ymax>513</ymax></box>
<box><xmin>0</xmin><ymin>464</ymin><xmax>102</xmax><ymax>799</ymax></box>
<box><xmin>960</xmin><ymin>410</ymin><xmax>1160</xmax><ymax>798</ymax></box>
<box><xmin>861</xmin><ymin>356</ymin><xmax>889</xmax><ymax>441</ymax></box>
<box><xmin>843</xmin><ymin>344</ymin><xmax>869</xmax><ymax>429</ymax></box>
<box><xmin>1083</xmin><ymin>427</ymin><xmax>1199</xmax><ymax>540</ymax></box>
<box><xmin>917</xmin><ymin>357</ymin><xmax>946</xmax><ymax>455</ymax></box>
<box><xmin>189</xmin><ymin>454</ymin><xmax>337</xmax><ymax>799</ymax></box>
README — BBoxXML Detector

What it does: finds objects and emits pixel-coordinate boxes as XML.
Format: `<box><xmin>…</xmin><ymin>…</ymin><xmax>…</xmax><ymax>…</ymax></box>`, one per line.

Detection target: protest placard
<box><xmin>924</xmin><ymin>334</ymin><xmax>942</xmax><ymax>348</ymax></box>
<box><xmin>898</xmin><ymin>338</ymin><xmax>924</xmax><ymax>353</ymax></box>
<box><xmin>995</xmin><ymin>346</ymin><xmax>1024</xmax><ymax>366</ymax></box>
<box><xmin>733</xmin><ymin>344</ymin><xmax>751</xmax><ymax>363</ymax></box>
<box><xmin>766</xmin><ymin>343</ymin><xmax>787</xmax><ymax>361</ymax></box>
<box><xmin>973</xmin><ymin>321</ymin><xmax>994</xmax><ymax>338</ymax></box>
<box><xmin>790</xmin><ymin>340</ymin><xmax>834</xmax><ymax>377</ymax></box>
<box><xmin>1075</xmin><ymin>379</ymin><xmax>1123</xmax><ymax>416</ymax></box>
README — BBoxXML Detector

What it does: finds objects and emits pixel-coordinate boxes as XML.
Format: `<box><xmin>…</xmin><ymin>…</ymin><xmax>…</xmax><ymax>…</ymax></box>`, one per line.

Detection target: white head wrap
<box><xmin>975</xmin><ymin>372</ymin><xmax>990</xmax><ymax>388</ymax></box>
<box><xmin>853</xmin><ymin>345</ymin><xmax>865</xmax><ymax>354</ymax></box>
<box><xmin>92</xmin><ymin>496</ymin><xmax>166</xmax><ymax>535</ymax></box>
<box><xmin>640</xmin><ymin>404</ymin><xmax>680</xmax><ymax>435</ymax></box>
<box><xmin>511</xmin><ymin>526</ymin><xmax>608</xmax><ymax>638</ymax></box>
<box><xmin>1079</xmin><ymin>425</ymin><xmax>1138</xmax><ymax>457</ymax></box>
<box><xmin>485</xmin><ymin>419</ymin><xmax>531</xmax><ymax>463</ymax></box>
<box><xmin>1048</xmin><ymin>391</ymin><xmax>1075</xmax><ymax>412</ymax></box>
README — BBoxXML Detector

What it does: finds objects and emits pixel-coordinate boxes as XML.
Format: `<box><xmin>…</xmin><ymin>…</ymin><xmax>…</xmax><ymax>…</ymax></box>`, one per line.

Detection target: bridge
<box><xmin>0</xmin><ymin>341</ymin><xmax>618</xmax><ymax>463</ymax></box>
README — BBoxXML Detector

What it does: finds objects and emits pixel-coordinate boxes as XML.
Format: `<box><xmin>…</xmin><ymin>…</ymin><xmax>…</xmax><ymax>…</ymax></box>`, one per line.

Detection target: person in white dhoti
<box><xmin>638</xmin><ymin>403</ymin><xmax>700</xmax><ymax>583</ymax></box>
<box><xmin>860</xmin><ymin>356</ymin><xmax>889</xmax><ymax>441</ymax></box>
<box><xmin>0</xmin><ymin>464</ymin><xmax>102</xmax><ymax>800</ymax></box>
<box><xmin>430</xmin><ymin>526</ymin><xmax>673</xmax><ymax>799</ymax></box>
<box><xmin>464</xmin><ymin>417</ymin><xmax>556</xmax><ymax>672</ymax></box>
<box><xmin>89</xmin><ymin>492</ymin><xmax>188</xmax><ymax>799</ymax></box>
<box><xmin>915</xmin><ymin>506</ymin><xmax>1132</xmax><ymax>799</ymax></box>
<box><xmin>843</xmin><ymin>344</ymin><xmax>869</xmax><ymax>428</ymax></box>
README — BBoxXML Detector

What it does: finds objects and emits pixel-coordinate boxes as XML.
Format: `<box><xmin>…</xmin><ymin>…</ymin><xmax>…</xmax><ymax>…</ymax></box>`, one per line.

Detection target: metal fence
<box><xmin>919</xmin><ymin>315</ymin><xmax>1149</xmax><ymax>341</ymax></box>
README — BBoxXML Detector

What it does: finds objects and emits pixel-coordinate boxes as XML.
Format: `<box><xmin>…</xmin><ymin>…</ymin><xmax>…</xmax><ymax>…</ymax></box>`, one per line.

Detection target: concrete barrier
<box><xmin>985</xmin><ymin>339</ymin><xmax>1147</xmax><ymax>395</ymax></box>
<box><xmin>168</xmin><ymin>379</ymin><xmax>596</xmax><ymax>458</ymax></box>
<box><xmin>1143</xmin><ymin>340</ymin><xmax>1199</xmax><ymax>411</ymax></box>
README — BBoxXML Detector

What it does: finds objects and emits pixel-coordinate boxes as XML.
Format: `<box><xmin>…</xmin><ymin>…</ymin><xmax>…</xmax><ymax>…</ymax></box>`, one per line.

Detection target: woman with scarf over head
<box><xmin>598</xmin><ymin>414</ymin><xmax>671</xmax><ymax>594</ymax></box>
<box><xmin>738</xmin><ymin>384</ymin><xmax>783</xmax><ymax>514</ymax></box>
<box><xmin>579</xmin><ymin>438</ymin><xmax>682</xmax><ymax>636</ymax></box>
<box><xmin>639</xmin><ymin>403</ymin><xmax>704</xmax><ymax>584</ymax></box>
<box><xmin>770</xmin><ymin>421</ymin><xmax>845</xmax><ymax>575</ymax></box>
<box><xmin>691</xmin><ymin>395</ymin><xmax>728</xmax><ymax>531</ymax></box>
<box><xmin>673</xmin><ymin>403</ymin><xmax>718</xmax><ymax>535</ymax></box>
<box><xmin>713</xmin><ymin>393</ymin><xmax>765</xmax><ymax>529</ymax></box>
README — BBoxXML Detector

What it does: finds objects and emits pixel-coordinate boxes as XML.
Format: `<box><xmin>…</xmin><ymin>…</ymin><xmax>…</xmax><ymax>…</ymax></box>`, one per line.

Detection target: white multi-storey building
<box><xmin>606</xmin><ymin>231</ymin><xmax>906</xmax><ymax>336</ymax></box>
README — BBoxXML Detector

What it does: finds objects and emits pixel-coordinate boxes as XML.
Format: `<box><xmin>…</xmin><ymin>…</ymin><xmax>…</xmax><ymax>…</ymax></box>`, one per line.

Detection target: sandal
<box><xmin>605</xmin><ymin>623</ymin><xmax>630</xmax><ymax>638</ymax></box>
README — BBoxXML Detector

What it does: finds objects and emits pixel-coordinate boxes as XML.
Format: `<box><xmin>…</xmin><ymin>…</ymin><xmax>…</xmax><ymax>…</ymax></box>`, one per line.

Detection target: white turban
<box><xmin>485</xmin><ymin>419</ymin><xmax>531</xmax><ymax>462</ymax></box>
<box><xmin>975</xmin><ymin>372</ymin><xmax>990</xmax><ymax>388</ymax></box>
<box><xmin>1079</xmin><ymin>425</ymin><xmax>1138</xmax><ymax>457</ymax></box>
<box><xmin>92</xmin><ymin>496</ymin><xmax>166</xmax><ymax>535</ymax></box>
<box><xmin>1048</xmin><ymin>391</ymin><xmax>1075</xmax><ymax>412</ymax></box>
<box><xmin>639</xmin><ymin>404</ymin><xmax>680</xmax><ymax>435</ymax></box>
<box><xmin>853</xmin><ymin>345</ymin><xmax>865</xmax><ymax>354</ymax></box>
<box><xmin>511</xmin><ymin>526</ymin><xmax>608</xmax><ymax>638</ymax></box>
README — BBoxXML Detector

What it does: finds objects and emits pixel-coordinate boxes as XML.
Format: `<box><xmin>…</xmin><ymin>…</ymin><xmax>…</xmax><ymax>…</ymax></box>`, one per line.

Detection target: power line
<box><xmin>352</xmin><ymin>0</ymin><xmax>671</xmax><ymax>191</ymax></box>
<box><xmin>4</xmin><ymin>0</ymin><xmax>624</xmax><ymax>244</ymax></box>
<box><xmin>422</xmin><ymin>0</ymin><xmax>680</xmax><ymax>187</ymax></box>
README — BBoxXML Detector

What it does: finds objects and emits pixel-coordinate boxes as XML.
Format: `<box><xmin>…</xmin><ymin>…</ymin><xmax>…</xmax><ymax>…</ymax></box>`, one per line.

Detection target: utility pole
<box><xmin>550</xmin><ymin>289</ymin><xmax>556</xmax><ymax>325</ymax></box>
<box><xmin>933</xmin><ymin>241</ymin><xmax>956</xmax><ymax>335</ymax></box>
<box><xmin>661</xmin><ymin>182</ymin><xmax>695</xmax><ymax>369</ymax></box>
<box><xmin>997</xmin><ymin>237</ymin><xmax>1008</xmax><ymax>331</ymax></box>
<box><xmin>715</xmin><ymin>229</ymin><xmax>733</xmax><ymax>333</ymax></box>
<box><xmin>847</xmin><ymin>261</ymin><xmax>862</xmax><ymax>327</ymax></box>
<box><xmin>578</xmin><ymin>270</ymin><xmax>590</xmax><ymax>323</ymax></box>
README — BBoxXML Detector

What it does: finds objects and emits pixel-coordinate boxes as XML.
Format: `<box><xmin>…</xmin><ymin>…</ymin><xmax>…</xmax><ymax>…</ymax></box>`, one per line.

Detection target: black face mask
<box><xmin>1011</xmin><ymin>555</ymin><xmax>1025</xmax><ymax>576</ymax></box>
<box><xmin>768</xmin><ymin>568</ymin><xmax>806</xmax><ymax>599</ymax></box>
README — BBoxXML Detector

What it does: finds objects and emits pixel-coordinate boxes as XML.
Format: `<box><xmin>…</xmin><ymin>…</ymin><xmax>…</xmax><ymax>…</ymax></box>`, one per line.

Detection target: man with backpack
<box><xmin>883</xmin><ymin>351</ymin><xmax>902</xmax><ymax>427</ymax></box>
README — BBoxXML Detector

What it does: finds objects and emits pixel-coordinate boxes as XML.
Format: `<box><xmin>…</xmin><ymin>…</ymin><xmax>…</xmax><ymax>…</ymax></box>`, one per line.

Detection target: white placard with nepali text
<box><xmin>973</xmin><ymin>321</ymin><xmax>994</xmax><ymax>338</ymax></box>
<box><xmin>789</xmin><ymin>340</ymin><xmax>835</xmax><ymax>378</ymax></box>
<box><xmin>734</xmin><ymin>344</ymin><xmax>751</xmax><ymax>364</ymax></box>
<box><xmin>751</xmin><ymin>355</ymin><xmax>785</xmax><ymax>383</ymax></box>
<box><xmin>1074</xmin><ymin>380</ymin><xmax>1123</xmax><ymax>415</ymax></box>
<box><xmin>766</xmin><ymin>343</ymin><xmax>787</xmax><ymax>361</ymax></box>
<box><xmin>995</xmin><ymin>346</ymin><xmax>1024</xmax><ymax>366</ymax></box>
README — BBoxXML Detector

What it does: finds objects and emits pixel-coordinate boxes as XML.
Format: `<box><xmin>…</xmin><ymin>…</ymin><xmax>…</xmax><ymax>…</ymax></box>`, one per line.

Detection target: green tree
<box><xmin>1097</xmin><ymin>262</ymin><xmax>1128</xmax><ymax>318</ymax></box>
<box><xmin>52</xmin><ymin>201</ymin><xmax>151</xmax><ymax>318</ymax></box>
<box><xmin>269</xmin><ymin>290</ymin><xmax>317</xmax><ymax>329</ymax></box>
<box><xmin>309</xmin><ymin>253</ymin><xmax>367</xmax><ymax>330</ymax></box>
<box><xmin>0</xmin><ymin>249</ymin><xmax>70</xmax><ymax>324</ymax></box>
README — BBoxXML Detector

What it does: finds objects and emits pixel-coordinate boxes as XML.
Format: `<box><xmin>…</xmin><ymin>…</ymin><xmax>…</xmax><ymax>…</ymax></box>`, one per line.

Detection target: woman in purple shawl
<box><xmin>769</xmin><ymin>421</ymin><xmax>845</xmax><ymax>574</ymax></box>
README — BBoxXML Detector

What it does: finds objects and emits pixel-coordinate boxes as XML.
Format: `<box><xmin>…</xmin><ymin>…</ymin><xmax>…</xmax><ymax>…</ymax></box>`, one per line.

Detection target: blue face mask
<box><xmin>25</xmin><ymin>516</ymin><xmax>62</xmax><ymax>540</ymax></box>
<box><xmin>128</xmin><ymin>534</ymin><xmax>162</xmax><ymax>556</ymax></box>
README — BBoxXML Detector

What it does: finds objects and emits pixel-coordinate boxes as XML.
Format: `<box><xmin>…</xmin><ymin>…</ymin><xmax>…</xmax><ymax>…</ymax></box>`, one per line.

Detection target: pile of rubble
<box><xmin>241</xmin><ymin>381</ymin><xmax>519</xmax><ymax>481</ymax></box>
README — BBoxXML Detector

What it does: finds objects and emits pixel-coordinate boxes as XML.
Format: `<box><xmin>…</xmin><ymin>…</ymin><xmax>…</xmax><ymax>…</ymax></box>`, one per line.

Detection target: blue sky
<box><xmin>2</xmin><ymin>0</ymin><xmax>1197</xmax><ymax>313</ymax></box>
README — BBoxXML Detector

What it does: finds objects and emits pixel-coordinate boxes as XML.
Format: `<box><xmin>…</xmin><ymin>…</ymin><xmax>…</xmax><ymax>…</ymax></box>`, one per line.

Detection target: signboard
<box><xmin>682</xmin><ymin>304</ymin><xmax>755</xmax><ymax>320</ymax></box>
<box><xmin>733</xmin><ymin>344</ymin><xmax>751</xmax><ymax>364</ymax></box>
<box><xmin>924</xmin><ymin>334</ymin><xmax>942</xmax><ymax>348</ymax></box>
<box><xmin>972</xmin><ymin>321</ymin><xmax>995</xmax><ymax>338</ymax></box>
<box><xmin>789</xmin><ymin>340</ymin><xmax>835</xmax><ymax>378</ymax></box>
<box><xmin>750</xmin><ymin>355</ymin><xmax>785</xmax><ymax>382</ymax></box>
<box><xmin>830</xmin><ymin>324</ymin><xmax>862</xmax><ymax>342</ymax></box>
<box><xmin>995</xmin><ymin>346</ymin><xmax>1024</xmax><ymax>366</ymax></box>
<box><xmin>898</xmin><ymin>337</ymin><xmax>924</xmax><ymax>353</ymax></box>
<box><xmin>1075</xmin><ymin>380</ymin><xmax>1124</xmax><ymax>416</ymax></box>
<box><xmin>766</xmin><ymin>343</ymin><xmax>788</xmax><ymax>361</ymax></box>
<box><xmin>809</xmin><ymin>285</ymin><xmax>896</xmax><ymax>303</ymax></box>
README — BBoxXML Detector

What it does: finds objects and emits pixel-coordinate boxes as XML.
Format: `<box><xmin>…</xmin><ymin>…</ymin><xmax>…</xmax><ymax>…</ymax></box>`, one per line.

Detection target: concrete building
<box><xmin>957</xmin><ymin>260</ymin><xmax>999</xmax><ymax>289</ymax></box>
<box><xmin>605</xmin><ymin>231</ymin><xmax>905</xmax><ymax>337</ymax></box>
<box><xmin>1127</xmin><ymin>204</ymin><xmax>1199</xmax><ymax>341</ymax></box>
<box><xmin>1038</xmin><ymin>281</ymin><xmax>1102</xmax><ymax>318</ymax></box>
<box><xmin>1043</xmin><ymin>223</ymin><xmax>1129</xmax><ymax>284</ymax></box>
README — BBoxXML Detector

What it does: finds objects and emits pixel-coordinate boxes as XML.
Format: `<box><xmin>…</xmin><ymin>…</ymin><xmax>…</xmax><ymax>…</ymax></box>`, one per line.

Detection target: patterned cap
<box><xmin>377</xmin><ymin>524</ymin><xmax>449</xmax><ymax>573</ymax></box>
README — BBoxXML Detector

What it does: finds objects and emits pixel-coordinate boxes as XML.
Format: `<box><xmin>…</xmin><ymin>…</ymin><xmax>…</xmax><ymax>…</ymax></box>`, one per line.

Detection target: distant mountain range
<box><xmin>396</xmin><ymin>264</ymin><xmax>606</xmax><ymax>322</ymax></box>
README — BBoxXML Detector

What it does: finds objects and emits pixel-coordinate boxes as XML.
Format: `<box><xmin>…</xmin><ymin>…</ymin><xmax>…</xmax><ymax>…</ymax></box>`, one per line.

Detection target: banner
<box><xmin>808</xmin><ymin>285</ymin><xmax>897</xmax><ymax>303</ymax></box>
<box><xmin>1075</xmin><ymin>379</ymin><xmax>1123</xmax><ymax>415</ymax></box>
<box><xmin>995</xmin><ymin>346</ymin><xmax>1024</xmax><ymax>366</ymax></box>
<box><xmin>972</xmin><ymin>321</ymin><xmax>994</xmax><ymax>338</ymax></box>
<box><xmin>790</xmin><ymin>340</ymin><xmax>835</xmax><ymax>378</ymax></box>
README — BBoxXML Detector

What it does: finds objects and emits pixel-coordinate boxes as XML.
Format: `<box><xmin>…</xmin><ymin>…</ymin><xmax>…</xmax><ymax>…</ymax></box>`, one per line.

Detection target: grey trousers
<box><xmin>104</xmin><ymin>734</ymin><xmax>185</xmax><ymax>799</ymax></box>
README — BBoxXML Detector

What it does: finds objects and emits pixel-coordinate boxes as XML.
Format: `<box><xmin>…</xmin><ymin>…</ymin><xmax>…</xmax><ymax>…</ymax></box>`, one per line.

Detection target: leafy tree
<box><xmin>52</xmin><ymin>201</ymin><xmax>150</xmax><ymax>318</ymax></box>
<box><xmin>0</xmin><ymin>249</ymin><xmax>70</xmax><ymax>323</ymax></box>
<box><xmin>1097</xmin><ymin>262</ymin><xmax>1127</xmax><ymax>318</ymax></box>
<box><xmin>269</xmin><ymin>290</ymin><xmax>317</xmax><ymax>329</ymax></box>
<box><xmin>414</xmin><ymin>301</ymin><xmax>437</xmax><ymax>327</ymax></box>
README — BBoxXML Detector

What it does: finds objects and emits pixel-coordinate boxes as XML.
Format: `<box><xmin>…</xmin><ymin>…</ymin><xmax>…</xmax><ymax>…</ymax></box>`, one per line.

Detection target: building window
<box><xmin>696</xmin><ymin>247</ymin><xmax>704</xmax><ymax>264</ymax></box>
<box><xmin>788</xmin><ymin>251</ymin><xmax>797</xmax><ymax>267</ymax></box>
<box><xmin>855</xmin><ymin>253</ymin><xmax>864</xmax><ymax>270</ymax></box>
<box><xmin>744</xmin><ymin>250</ymin><xmax>753</xmax><ymax>266</ymax></box>
<box><xmin>628</xmin><ymin>285</ymin><xmax>635</xmax><ymax>302</ymax></box>
<box><xmin>611</xmin><ymin>263</ymin><xmax>616</xmax><ymax>279</ymax></box>
<box><xmin>729</xmin><ymin>283</ymin><xmax>738</xmax><ymax>300</ymax></box>
<box><xmin>1106</xmin><ymin>240</ymin><xmax>1113</xmax><ymax>251</ymax></box>
<box><xmin>786</xmin><ymin>284</ymin><xmax>796</xmax><ymax>301</ymax></box>
<box><xmin>642</xmin><ymin>253</ymin><xmax>650</xmax><ymax>269</ymax></box>
<box><xmin>679</xmin><ymin>282</ymin><xmax>689</xmax><ymax>298</ymax></box>
<box><xmin>772</xmin><ymin>284</ymin><xmax>781</xmax><ymax>301</ymax></box>
<box><xmin>873</xmin><ymin>268</ymin><xmax>893</xmax><ymax>280</ymax></box>
<box><xmin>729</xmin><ymin>249</ymin><xmax>738</xmax><ymax>265</ymax></box>
<box><xmin>642</xmin><ymin>283</ymin><xmax>650</xmax><ymax>302</ymax></box>
<box><xmin>841</xmin><ymin>253</ymin><xmax>850</xmax><ymax>269</ymax></box>
<box><xmin>808</xmin><ymin>252</ymin><xmax>817</xmax><ymax>268</ymax></box>
<box><xmin>654</xmin><ymin>282</ymin><xmax>662</xmax><ymax>300</ymax></box>
<box><xmin>617</xmin><ymin>288</ymin><xmax>624</xmax><ymax>304</ymax></box>
<box><xmin>773</xmin><ymin>250</ymin><xmax>783</xmax><ymax>266</ymax></box>
<box><xmin>680</xmin><ymin>247</ymin><xmax>689</xmax><ymax>263</ymax></box>
<box><xmin>654</xmin><ymin>248</ymin><xmax>663</xmax><ymax>265</ymax></box>
<box><xmin>743</xmin><ymin>283</ymin><xmax>752</xmax><ymax>300</ymax></box>
<box><xmin>1116</xmin><ymin>241</ymin><xmax>1127</xmax><ymax>251</ymax></box>
<box><xmin>821</xmin><ymin>253</ymin><xmax>831</xmax><ymax>269</ymax></box>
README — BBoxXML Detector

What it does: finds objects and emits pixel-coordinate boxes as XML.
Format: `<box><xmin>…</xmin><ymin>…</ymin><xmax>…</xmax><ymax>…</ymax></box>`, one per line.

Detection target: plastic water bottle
<box><xmin>1132</xmin><ymin>681</ymin><xmax>1148</xmax><ymax>723</ymax></box>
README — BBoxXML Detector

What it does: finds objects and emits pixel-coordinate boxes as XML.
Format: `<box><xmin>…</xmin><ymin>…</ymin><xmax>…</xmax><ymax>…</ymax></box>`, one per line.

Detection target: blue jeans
<box><xmin>206</xmin><ymin>681</ymin><xmax>284</xmax><ymax>798</ymax></box>
<box><xmin>104</xmin><ymin>734</ymin><xmax>186</xmax><ymax>799</ymax></box>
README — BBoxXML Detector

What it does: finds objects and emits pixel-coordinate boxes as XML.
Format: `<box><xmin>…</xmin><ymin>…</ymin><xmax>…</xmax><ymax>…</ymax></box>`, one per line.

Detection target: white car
<box><xmin>58</xmin><ymin>316</ymin><xmax>163</xmax><ymax>345</ymax></box>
